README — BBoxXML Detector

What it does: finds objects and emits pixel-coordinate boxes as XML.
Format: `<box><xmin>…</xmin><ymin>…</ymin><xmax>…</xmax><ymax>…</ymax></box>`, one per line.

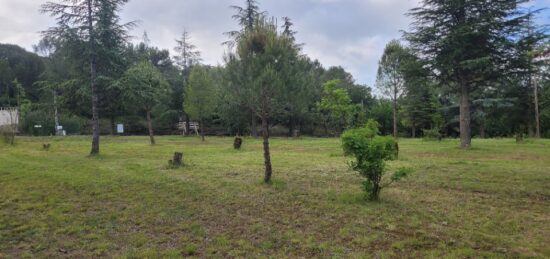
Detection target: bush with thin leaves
<box><xmin>342</xmin><ymin>120</ymin><xmax>412</xmax><ymax>201</ymax></box>
<box><xmin>423</xmin><ymin>128</ymin><xmax>442</xmax><ymax>141</ymax></box>
<box><xmin>0</xmin><ymin>126</ymin><xmax>14</xmax><ymax>144</ymax></box>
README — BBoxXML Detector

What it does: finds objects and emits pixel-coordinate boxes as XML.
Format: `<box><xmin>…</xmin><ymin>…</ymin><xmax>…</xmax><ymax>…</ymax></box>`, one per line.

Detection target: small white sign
<box><xmin>57</xmin><ymin>126</ymin><xmax>63</xmax><ymax>130</ymax></box>
<box><xmin>34</xmin><ymin>125</ymin><xmax>42</xmax><ymax>128</ymax></box>
<box><xmin>117</xmin><ymin>124</ymin><xmax>124</xmax><ymax>134</ymax></box>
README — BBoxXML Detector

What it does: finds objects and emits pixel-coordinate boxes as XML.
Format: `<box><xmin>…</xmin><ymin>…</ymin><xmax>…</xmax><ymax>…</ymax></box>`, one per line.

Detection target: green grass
<box><xmin>0</xmin><ymin>136</ymin><xmax>549</xmax><ymax>258</ymax></box>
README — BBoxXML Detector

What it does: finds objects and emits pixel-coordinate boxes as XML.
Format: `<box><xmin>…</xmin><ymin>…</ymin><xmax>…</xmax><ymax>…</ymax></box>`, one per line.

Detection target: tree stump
<box><xmin>234</xmin><ymin>137</ymin><xmax>243</xmax><ymax>150</ymax></box>
<box><xmin>169</xmin><ymin>152</ymin><xmax>184</xmax><ymax>167</ymax></box>
<box><xmin>394</xmin><ymin>142</ymin><xmax>399</xmax><ymax>159</ymax></box>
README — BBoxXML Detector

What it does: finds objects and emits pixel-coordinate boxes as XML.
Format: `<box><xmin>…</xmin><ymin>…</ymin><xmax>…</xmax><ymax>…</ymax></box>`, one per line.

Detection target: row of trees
<box><xmin>2</xmin><ymin>1</ymin><xmax>379</xmax><ymax>137</ymax></box>
<box><xmin>375</xmin><ymin>0</ymin><xmax>549</xmax><ymax>148</ymax></box>
<box><xmin>0</xmin><ymin>0</ymin><xmax>548</xmax><ymax>152</ymax></box>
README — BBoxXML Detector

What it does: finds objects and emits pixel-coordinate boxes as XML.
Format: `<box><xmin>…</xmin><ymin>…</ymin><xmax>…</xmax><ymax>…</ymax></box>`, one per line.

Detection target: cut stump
<box><xmin>169</xmin><ymin>152</ymin><xmax>184</xmax><ymax>167</ymax></box>
<box><xmin>234</xmin><ymin>137</ymin><xmax>243</xmax><ymax>150</ymax></box>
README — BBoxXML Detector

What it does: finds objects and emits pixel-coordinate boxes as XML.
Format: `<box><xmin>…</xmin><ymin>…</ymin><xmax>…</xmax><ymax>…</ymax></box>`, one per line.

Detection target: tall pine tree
<box><xmin>41</xmin><ymin>0</ymin><xmax>133</xmax><ymax>154</ymax></box>
<box><xmin>406</xmin><ymin>0</ymin><xmax>526</xmax><ymax>148</ymax></box>
<box><xmin>228</xmin><ymin>17</ymin><xmax>301</xmax><ymax>183</ymax></box>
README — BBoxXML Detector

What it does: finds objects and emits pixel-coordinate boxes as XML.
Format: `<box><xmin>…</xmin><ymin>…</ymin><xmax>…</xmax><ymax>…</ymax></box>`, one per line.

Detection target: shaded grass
<box><xmin>0</xmin><ymin>136</ymin><xmax>549</xmax><ymax>258</ymax></box>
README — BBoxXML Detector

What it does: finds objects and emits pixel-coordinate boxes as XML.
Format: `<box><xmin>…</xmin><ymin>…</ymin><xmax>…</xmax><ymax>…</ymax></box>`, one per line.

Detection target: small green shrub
<box><xmin>423</xmin><ymin>128</ymin><xmax>442</xmax><ymax>141</ymax></box>
<box><xmin>183</xmin><ymin>243</ymin><xmax>198</xmax><ymax>255</ymax></box>
<box><xmin>515</xmin><ymin>133</ymin><xmax>524</xmax><ymax>143</ymax></box>
<box><xmin>0</xmin><ymin>125</ymin><xmax>15</xmax><ymax>144</ymax></box>
<box><xmin>342</xmin><ymin>120</ymin><xmax>411</xmax><ymax>201</ymax></box>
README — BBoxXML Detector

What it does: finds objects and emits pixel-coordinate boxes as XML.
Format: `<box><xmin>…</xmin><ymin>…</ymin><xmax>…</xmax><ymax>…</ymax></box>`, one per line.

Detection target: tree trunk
<box><xmin>261</xmin><ymin>85</ymin><xmax>272</xmax><ymax>184</ymax></box>
<box><xmin>170</xmin><ymin>152</ymin><xmax>183</xmax><ymax>167</ymax></box>
<box><xmin>288</xmin><ymin>116</ymin><xmax>294</xmax><ymax>137</ymax></box>
<box><xmin>528</xmin><ymin>121</ymin><xmax>534</xmax><ymax>138</ymax></box>
<box><xmin>372</xmin><ymin>184</ymin><xmax>380</xmax><ymax>202</ymax></box>
<box><xmin>53</xmin><ymin>90</ymin><xmax>60</xmax><ymax>136</ymax></box>
<box><xmin>534</xmin><ymin>78</ymin><xmax>541</xmax><ymax>138</ymax></box>
<box><xmin>88</xmin><ymin>0</ymin><xmax>100</xmax><ymax>155</ymax></box>
<box><xmin>233</xmin><ymin>137</ymin><xmax>243</xmax><ymax>149</ymax></box>
<box><xmin>393</xmin><ymin>90</ymin><xmax>398</xmax><ymax>138</ymax></box>
<box><xmin>251</xmin><ymin>112</ymin><xmax>258</xmax><ymax>138</ymax></box>
<box><xmin>480</xmin><ymin>122</ymin><xmax>486</xmax><ymax>139</ymax></box>
<box><xmin>370</xmin><ymin>174</ymin><xmax>382</xmax><ymax>202</ymax></box>
<box><xmin>110</xmin><ymin>116</ymin><xmax>116</xmax><ymax>136</ymax></box>
<box><xmin>459</xmin><ymin>83</ymin><xmax>471</xmax><ymax>149</ymax></box>
<box><xmin>412</xmin><ymin>122</ymin><xmax>416</xmax><ymax>138</ymax></box>
<box><xmin>185</xmin><ymin>112</ymin><xmax>191</xmax><ymax>136</ymax></box>
<box><xmin>262</xmin><ymin>113</ymin><xmax>272</xmax><ymax>183</ymax></box>
<box><xmin>323</xmin><ymin>117</ymin><xmax>329</xmax><ymax>137</ymax></box>
<box><xmin>146</xmin><ymin>109</ymin><xmax>155</xmax><ymax>145</ymax></box>
<box><xmin>200</xmin><ymin>118</ymin><xmax>205</xmax><ymax>142</ymax></box>
<box><xmin>8</xmin><ymin>109</ymin><xmax>16</xmax><ymax>145</ymax></box>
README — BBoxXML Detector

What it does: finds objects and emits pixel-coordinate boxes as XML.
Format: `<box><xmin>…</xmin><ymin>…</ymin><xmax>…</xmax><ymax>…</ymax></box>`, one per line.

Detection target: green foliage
<box><xmin>0</xmin><ymin>126</ymin><xmax>13</xmax><ymax>144</ymax></box>
<box><xmin>185</xmin><ymin>66</ymin><xmax>217</xmax><ymax>122</ymax></box>
<box><xmin>174</xmin><ymin>30</ymin><xmax>202</xmax><ymax>70</ymax></box>
<box><xmin>183</xmin><ymin>243</ymin><xmax>198</xmax><ymax>256</ymax></box>
<box><xmin>376</xmin><ymin>40</ymin><xmax>407</xmax><ymax>99</ymax></box>
<box><xmin>406</xmin><ymin>0</ymin><xmax>522</xmax><ymax>89</ymax></box>
<box><xmin>318</xmin><ymin>80</ymin><xmax>356</xmax><ymax>134</ymax></box>
<box><xmin>122</xmin><ymin>62</ymin><xmax>169</xmax><ymax>111</ymax></box>
<box><xmin>0</xmin><ymin>44</ymin><xmax>45</xmax><ymax>106</ymax></box>
<box><xmin>406</xmin><ymin>0</ymin><xmax>527</xmax><ymax>148</ymax></box>
<box><xmin>399</xmin><ymin>50</ymin><xmax>440</xmax><ymax>137</ymax></box>
<box><xmin>422</xmin><ymin>128</ymin><xmax>442</xmax><ymax>141</ymax></box>
<box><xmin>1</xmin><ymin>0</ymin><xmax>546</xmax><ymax>141</ymax></box>
<box><xmin>21</xmin><ymin>109</ymin><xmax>82</xmax><ymax>136</ymax></box>
<box><xmin>342</xmin><ymin>123</ymin><xmax>410</xmax><ymax>201</ymax></box>
<box><xmin>319</xmin><ymin>80</ymin><xmax>354</xmax><ymax>116</ymax></box>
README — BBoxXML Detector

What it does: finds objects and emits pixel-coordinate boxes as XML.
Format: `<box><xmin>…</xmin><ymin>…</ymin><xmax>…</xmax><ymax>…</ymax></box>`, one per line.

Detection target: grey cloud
<box><xmin>1</xmin><ymin>0</ymin><xmax>547</xmax><ymax>86</ymax></box>
<box><xmin>119</xmin><ymin>0</ymin><xmax>418</xmax><ymax>85</ymax></box>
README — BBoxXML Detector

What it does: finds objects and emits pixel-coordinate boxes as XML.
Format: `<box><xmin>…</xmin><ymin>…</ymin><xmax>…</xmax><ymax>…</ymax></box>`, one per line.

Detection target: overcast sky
<box><xmin>0</xmin><ymin>0</ymin><xmax>549</xmax><ymax>86</ymax></box>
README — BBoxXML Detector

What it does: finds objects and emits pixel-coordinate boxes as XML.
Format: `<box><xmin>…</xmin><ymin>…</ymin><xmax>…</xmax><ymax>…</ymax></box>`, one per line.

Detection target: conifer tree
<box><xmin>406</xmin><ymin>0</ymin><xmax>526</xmax><ymax>148</ymax></box>
<box><xmin>174</xmin><ymin>30</ymin><xmax>202</xmax><ymax>135</ymax></box>
<box><xmin>174</xmin><ymin>30</ymin><xmax>202</xmax><ymax>71</ymax></box>
<box><xmin>514</xmin><ymin>8</ymin><xmax>549</xmax><ymax>138</ymax></box>
<box><xmin>224</xmin><ymin>0</ymin><xmax>267</xmax><ymax>49</ymax></box>
<box><xmin>41</xmin><ymin>0</ymin><xmax>133</xmax><ymax>154</ymax></box>
<box><xmin>228</xmin><ymin>17</ymin><xmax>300</xmax><ymax>183</ymax></box>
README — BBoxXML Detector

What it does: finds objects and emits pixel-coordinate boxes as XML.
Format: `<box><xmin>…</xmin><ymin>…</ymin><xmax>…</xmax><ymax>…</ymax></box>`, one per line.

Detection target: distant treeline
<box><xmin>0</xmin><ymin>0</ymin><xmax>548</xmax><ymax>142</ymax></box>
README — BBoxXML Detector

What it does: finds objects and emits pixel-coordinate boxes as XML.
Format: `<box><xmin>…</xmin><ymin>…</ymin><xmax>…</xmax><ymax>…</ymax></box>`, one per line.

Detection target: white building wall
<box><xmin>0</xmin><ymin>108</ymin><xmax>19</xmax><ymax>126</ymax></box>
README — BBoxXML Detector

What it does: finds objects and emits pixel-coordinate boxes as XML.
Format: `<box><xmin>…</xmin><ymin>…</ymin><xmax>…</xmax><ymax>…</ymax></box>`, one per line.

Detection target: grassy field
<box><xmin>0</xmin><ymin>136</ymin><xmax>549</xmax><ymax>258</ymax></box>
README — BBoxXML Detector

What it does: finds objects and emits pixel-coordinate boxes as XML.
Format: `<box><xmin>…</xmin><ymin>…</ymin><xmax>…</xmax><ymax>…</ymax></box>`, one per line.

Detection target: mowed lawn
<box><xmin>0</xmin><ymin>136</ymin><xmax>549</xmax><ymax>258</ymax></box>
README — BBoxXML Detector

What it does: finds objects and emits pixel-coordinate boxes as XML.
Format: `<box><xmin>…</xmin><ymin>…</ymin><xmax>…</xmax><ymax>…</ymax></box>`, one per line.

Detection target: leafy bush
<box><xmin>21</xmin><ymin>110</ymin><xmax>54</xmax><ymax>136</ymax></box>
<box><xmin>0</xmin><ymin>125</ymin><xmax>15</xmax><ymax>144</ymax></box>
<box><xmin>423</xmin><ymin>128</ymin><xmax>442</xmax><ymax>141</ymax></box>
<box><xmin>342</xmin><ymin>120</ymin><xmax>411</xmax><ymax>201</ymax></box>
<box><xmin>22</xmin><ymin>110</ymin><xmax>82</xmax><ymax>136</ymax></box>
<box><xmin>515</xmin><ymin>133</ymin><xmax>524</xmax><ymax>143</ymax></box>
